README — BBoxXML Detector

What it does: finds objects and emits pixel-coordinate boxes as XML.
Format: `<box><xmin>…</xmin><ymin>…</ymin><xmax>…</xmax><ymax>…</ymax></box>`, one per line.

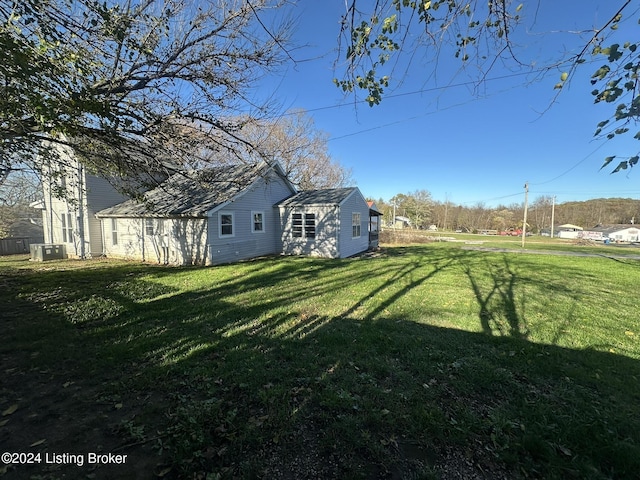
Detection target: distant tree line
<box><xmin>371</xmin><ymin>194</ymin><xmax>640</xmax><ymax>233</ymax></box>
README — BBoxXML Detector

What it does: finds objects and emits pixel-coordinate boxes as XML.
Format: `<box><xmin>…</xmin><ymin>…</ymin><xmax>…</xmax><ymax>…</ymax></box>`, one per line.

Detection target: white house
<box><xmin>37</xmin><ymin>157</ymin><xmax>380</xmax><ymax>265</ymax></box>
<box><xmin>37</xmin><ymin>154</ymin><xmax>130</xmax><ymax>258</ymax></box>
<box><xmin>582</xmin><ymin>224</ymin><xmax>640</xmax><ymax>243</ymax></box>
<box><xmin>557</xmin><ymin>224</ymin><xmax>583</xmax><ymax>240</ymax></box>
<box><xmin>95</xmin><ymin>162</ymin><xmax>297</xmax><ymax>265</ymax></box>
<box><xmin>36</xmin><ymin>144</ymin><xmax>382</xmax><ymax>265</ymax></box>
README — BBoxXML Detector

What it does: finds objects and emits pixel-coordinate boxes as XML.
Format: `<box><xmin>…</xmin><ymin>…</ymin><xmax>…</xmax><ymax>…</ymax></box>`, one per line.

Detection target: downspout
<box><xmin>335</xmin><ymin>205</ymin><xmax>340</xmax><ymax>258</ymax></box>
<box><xmin>77</xmin><ymin>163</ymin><xmax>86</xmax><ymax>258</ymax></box>
<box><xmin>99</xmin><ymin>215</ymin><xmax>106</xmax><ymax>257</ymax></box>
<box><xmin>141</xmin><ymin>218</ymin><xmax>146</xmax><ymax>262</ymax></box>
<box><xmin>47</xmin><ymin>179</ymin><xmax>54</xmax><ymax>243</ymax></box>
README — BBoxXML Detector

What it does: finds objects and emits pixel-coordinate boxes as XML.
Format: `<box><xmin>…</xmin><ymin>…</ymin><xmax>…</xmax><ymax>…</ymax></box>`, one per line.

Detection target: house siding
<box><xmin>42</xmin><ymin>154</ymin><xmax>128</xmax><ymax>258</ymax></box>
<box><xmin>337</xmin><ymin>190</ymin><xmax>370</xmax><ymax>258</ymax></box>
<box><xmin>207</xmin><ymin>172</ymin><xmax>294</xmax><ymax>265</ymax></box>
<box><xmin>42</xmin><ymin>161</ymin><xmax>87</xmax><ymax>257</ymax></box>
<box><xmin>279</xmin><ymin>205</ymin><xmax>340</xmax><ymax>258</ymax></box>
<box><xmin>102</xmin><ymin>217</ymin><xmax>208</xmax><ymax>265</ymax></box>
<box><xmin>84</xmin><ymin>174</ymin><xmax>129</xmax><ymax>256</ymax></box>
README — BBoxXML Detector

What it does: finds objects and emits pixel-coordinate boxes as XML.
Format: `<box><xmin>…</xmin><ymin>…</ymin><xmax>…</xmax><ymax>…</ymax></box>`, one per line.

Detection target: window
<box><xmin>304</xmin><ymin>213</ymin><xmax>316</xmax><ymax>238</ymax></box>
<box><xmin>145</xmin><ymin>218</ymin><xmax>154</xmax><ymax>236</ymax></box>
<box><xmin>251</xmin><ymin>211</ymin><xmax>264</xmax><ymax>233</ymax></box>
<box><xmin>220</xmin><ymin>212</ymin><xmax>234</xmax><ymax>237</ymax></box>
<box><xmin>352</xmin><ymin>212</ymin><xmax>361</xmax><ymax>238</ymax></box>
<box><xmin>292</xmin><ymin>213</ymin><xmax>303</xmax><ymax>237</ymax></box>
<box><xmin>61</xmin><ymin>213</ymin><xmax>73</xmax><ymax>243</ymax></box>
<box><xmin>292</xmin><ymin>212</ymin><xmax>315</xmax><ymax>238</ymax></box>
<box><xmin>111</xmin><ymin>218</ymin><xmax>118</xmax><ymax>246</ymax></box>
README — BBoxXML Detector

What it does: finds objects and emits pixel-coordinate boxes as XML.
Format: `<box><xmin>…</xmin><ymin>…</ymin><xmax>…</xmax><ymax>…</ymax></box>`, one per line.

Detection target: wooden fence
<box><xmin>0</xmin><ymin>237</ymin><xmax>43</xmax><ymax>256</ymax></box>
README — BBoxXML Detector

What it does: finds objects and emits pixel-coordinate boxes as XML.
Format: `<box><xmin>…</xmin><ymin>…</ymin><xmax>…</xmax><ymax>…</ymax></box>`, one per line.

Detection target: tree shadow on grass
<box><xmin>459</xmin><ymin>251</ymin><xmax>600</xmax><ymax>345</ymax></box>
<box><xmin>462</xmin><ymin>255</ymin><xmax>529</xmax><ymax>339</ymax></box>
<box><xmin>2</xmin><ymin>250</ymin><xmax>640</xmax><ymax>479</ymax></box>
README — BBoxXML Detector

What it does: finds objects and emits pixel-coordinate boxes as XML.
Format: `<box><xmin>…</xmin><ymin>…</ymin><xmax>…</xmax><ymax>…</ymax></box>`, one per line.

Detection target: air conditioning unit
<box><xmin>30</xmin><ymin>244</ymin><xmax>67</xmax><ymax>261</ymax></box>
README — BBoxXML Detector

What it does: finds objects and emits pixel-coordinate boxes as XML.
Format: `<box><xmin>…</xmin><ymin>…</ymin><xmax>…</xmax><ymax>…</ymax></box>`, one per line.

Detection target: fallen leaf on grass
<box><xmin>557</xmin><ymin>444</ymin><xmax>572</xmax><ymax>456</ymax></box>
<box><xmin>154</xmin><ymin>465</ymin><xmax>172</xmax><ymax>477</ymax></box>
<box><xmin>2</xmin><ymin>404</ymin><xmax>18</xmax><ymax>416</ymax></box>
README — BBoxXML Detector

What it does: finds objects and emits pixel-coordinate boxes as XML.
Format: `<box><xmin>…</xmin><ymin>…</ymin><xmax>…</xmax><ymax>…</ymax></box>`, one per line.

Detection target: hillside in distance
<box><xmin>556</xmin><ymin>197</ymin><xmax>640</xmax><ymax>227</ymax></box>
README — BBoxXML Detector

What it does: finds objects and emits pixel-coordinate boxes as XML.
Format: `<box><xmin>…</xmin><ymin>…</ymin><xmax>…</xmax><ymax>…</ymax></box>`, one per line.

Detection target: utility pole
<box><xmin>443</xmin><ymin>193</ymin><xmax>449</xmax><ymax>231</ymax></box>
<box><xmin>550</xmin><ymin>196</ymin><xmax>556</xmax><ymax>239</ymax></box>
<box><xmin>392</xmin><ymin>202</ymin><xmax>396</xmax><ymax>230</ymax></box>
<box><xmin>521</xmin><ymin>182</ymin><xmax>529</xmax><ymax>248</ymax></box>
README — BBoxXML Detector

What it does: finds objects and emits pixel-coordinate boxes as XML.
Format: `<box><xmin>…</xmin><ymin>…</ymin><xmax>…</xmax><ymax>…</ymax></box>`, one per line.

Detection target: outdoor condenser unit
<box><xmin>30</xmin><ymin>243</ymin><xmax>67</xmax><ymax>261</ymax></box>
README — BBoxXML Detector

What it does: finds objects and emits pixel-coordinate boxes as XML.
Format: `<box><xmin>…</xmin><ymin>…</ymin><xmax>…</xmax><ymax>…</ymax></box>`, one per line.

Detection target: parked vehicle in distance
<box><xmin>499</xmin><ymin>229</ymin><xmax>522</xmax><ymax>236</ymax></box>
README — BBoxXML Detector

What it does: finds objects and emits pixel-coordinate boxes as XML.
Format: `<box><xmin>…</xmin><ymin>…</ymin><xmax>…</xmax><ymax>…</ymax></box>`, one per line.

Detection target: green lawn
<box><xmin>1</xmin><ymin>244</ymin><xmax>639</xmax><ymax>479</ymax></box>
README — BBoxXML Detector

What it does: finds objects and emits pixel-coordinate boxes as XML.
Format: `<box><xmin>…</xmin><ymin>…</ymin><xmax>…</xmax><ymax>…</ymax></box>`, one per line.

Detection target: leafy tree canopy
<box><xmin>0</xmin><ymin>0</ymin><xmax>293</xmax><ymax>194</ymax></box>
<box><xmin>335</xmin><ymin>0</ymin><xmax>640</xmax><ymax>173</ymax></box>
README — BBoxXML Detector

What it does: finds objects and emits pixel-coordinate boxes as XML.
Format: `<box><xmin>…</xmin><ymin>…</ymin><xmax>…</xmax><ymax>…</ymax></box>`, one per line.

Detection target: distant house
<box><xmin>582</xmin><ymin>224</ymin><xmax>640</xmax><ymax>243</ymax></box>
<box><xmin>39</xmin><ymin>157</ymin><xmax>379</xmax><ymax>265</ymax></box>
<box><xmin>557</xmin><ymin>224</ymin><xmax>583</xmax><ymax>240</ymax></box>
<box><xmin>393</xmin><ymin>216</ymin><xmax>412</xmax><ymax>229</ymax></box>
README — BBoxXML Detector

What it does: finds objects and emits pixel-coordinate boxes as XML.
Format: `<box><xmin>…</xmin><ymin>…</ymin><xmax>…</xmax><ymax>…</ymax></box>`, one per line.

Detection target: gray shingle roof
<box><xmin>588</xmin><ymin>224</ymin><xmax>639</xmax><ymax>234</ymax></box>
<box><xmin>277</xmin><ymin>188</ymin><xmax>357</xmax><ymax>207</ymax></box>
<box><xmin>96</xmin><ymin>163</ymin><xmax>272</xmax><ymax>218</ymax></box>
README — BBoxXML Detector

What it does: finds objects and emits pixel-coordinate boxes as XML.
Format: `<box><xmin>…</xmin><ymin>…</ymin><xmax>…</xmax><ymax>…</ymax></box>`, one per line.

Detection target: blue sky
<box><xmin>262</xmin><ymin>1</ymin><xmax>640</xmax><ymax>207</ymax></box>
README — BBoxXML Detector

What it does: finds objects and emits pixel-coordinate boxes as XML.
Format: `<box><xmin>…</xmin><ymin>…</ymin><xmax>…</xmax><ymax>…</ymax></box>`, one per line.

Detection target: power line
<box><xmin>455</xmin><ymin>192</ymin><xmax>524</xmax><ymax>206</ymax></box>
<box><xmin>530</xmin><ymin>141</ymin><xmax>608</xmax><ymax>186</ymax></box>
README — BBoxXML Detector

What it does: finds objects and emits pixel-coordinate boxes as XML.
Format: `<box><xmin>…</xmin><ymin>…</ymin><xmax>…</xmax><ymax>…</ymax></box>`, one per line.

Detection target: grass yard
<box><xmin>1</xmin><ymin>243</ymin><xmax>640</xmax><ymax>479</ymax></box>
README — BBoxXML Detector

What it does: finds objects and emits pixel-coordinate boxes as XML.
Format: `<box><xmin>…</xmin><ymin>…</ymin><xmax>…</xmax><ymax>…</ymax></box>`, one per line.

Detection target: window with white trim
<box><xmin>292</xmin><ymin>213</ymin><xmax>303</xmax><ymax>237</ymax></box>
<box><xmin>220</xmin><ymin>212</ymin><xmax>234</xmax><ymax>237</ymax></box>
<box><xmin>292</xmin><ymin>212</ymin><xmax>315</xmax><ymax>238</ymax></box>
<box><xmin>251</xmin><ymin>211</ymin><xmax>264</xmax><ymax>233</ymax></box>
<box><xmin>61</xmin><ymin>213</ymin><xmax>73</xmax><ymax>243</ymax></box>
<box><xmin>111</xmin><ymin>218</ymin><xmax>118</xmax><ymax>246</ymax></box>
<box><xmin>304</xmin><ymin>213</ymin><xmax>316</xmax><ymax>238</ymax></box>
<box><xmin>145</xmin><ymin>218</ymin><xmax>154</xmax><ymax>236</ymax></box>
<box><xmin>352</xmin><ymin>212</ymin><xmax>361</xmax><ymax>238</ymax></box>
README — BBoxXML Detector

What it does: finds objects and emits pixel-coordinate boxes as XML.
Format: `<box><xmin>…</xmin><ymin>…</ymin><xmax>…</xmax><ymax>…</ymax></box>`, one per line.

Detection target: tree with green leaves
<box><xmin>0</xmin><ymin>0</ymin><xmax>293</xmax><ymax>194</ymax></box>
<box><xmin>335</xmin><ymin>0</ymin><xmax>639</xmax><ymax>173</ymax></box>
<box><xmin>390</xmin><ymin>189</ymin><xmax>433</xmax><ymax>228</ymax></box>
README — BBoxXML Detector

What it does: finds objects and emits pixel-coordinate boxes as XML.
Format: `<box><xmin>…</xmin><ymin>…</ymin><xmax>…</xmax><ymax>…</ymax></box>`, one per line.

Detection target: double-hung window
<box><xmin>251</xmin><ymin>211</ymin><xmax>264</xmax><ymax>233</ymax></box>
<box><xmin>111</xmin><ymin>218</ymin><xmax>118</xmax><ymax>246</ymax></box>
<box><xmin>352</xmin><ymin>213</ymin><xmax>361</xmax><ymax>238</ymax></box>
<box><xmin>220</xmin><ymin>212</ymin><xmax>234</xmax><ymax>237</ymax></box>
<box><xmin>145</xmin><ymin>218</ymin><xmax>154</xmax><ymax>236</ymax></box>
<box><xmin>61</xmin><ymin>213</ymin><xmax>73</xmax><ymax>243</ymax></box>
